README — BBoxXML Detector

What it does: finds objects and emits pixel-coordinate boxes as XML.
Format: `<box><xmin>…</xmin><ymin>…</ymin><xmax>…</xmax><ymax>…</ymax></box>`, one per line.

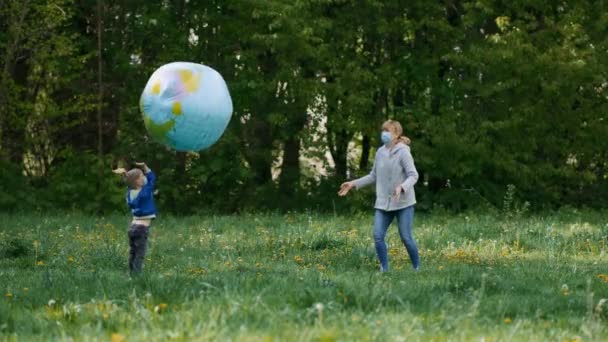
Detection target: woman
<box><xmin>339</xmin><ymin>120</ymin><xmax>420</xmax><ymax>272</ymax></box>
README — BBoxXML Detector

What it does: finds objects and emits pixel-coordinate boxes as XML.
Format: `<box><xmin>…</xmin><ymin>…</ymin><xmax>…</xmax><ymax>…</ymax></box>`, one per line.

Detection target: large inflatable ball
<box><xmin>140</xmin><ymin>62</ymin><xmax>233</xmax><ymax>151</ymax></box>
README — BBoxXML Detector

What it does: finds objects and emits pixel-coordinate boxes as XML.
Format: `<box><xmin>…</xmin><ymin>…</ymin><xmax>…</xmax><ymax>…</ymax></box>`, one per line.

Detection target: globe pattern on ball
<box><xmin>140</xmin><ymin>62</ymin><xmax>233</xmax><ymax>151</ymax></box>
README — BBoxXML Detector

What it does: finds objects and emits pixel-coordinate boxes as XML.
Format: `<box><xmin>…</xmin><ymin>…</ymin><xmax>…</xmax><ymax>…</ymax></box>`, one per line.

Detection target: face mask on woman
<box><xmin>381</xmin><ymin>131</ymin><xmax>392</xmax><ymax>145</ymax></box>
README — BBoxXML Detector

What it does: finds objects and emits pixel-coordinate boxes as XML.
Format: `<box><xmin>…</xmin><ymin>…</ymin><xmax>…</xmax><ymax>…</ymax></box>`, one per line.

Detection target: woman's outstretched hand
<box><xmin>338</xmin><ymin>181</ymin><xmax>355</xmax><ymax>196</ymax></box>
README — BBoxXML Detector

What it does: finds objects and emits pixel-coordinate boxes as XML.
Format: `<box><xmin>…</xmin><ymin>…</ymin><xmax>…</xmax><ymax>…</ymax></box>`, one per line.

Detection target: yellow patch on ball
<box><xmin>179</xmin><ymin>69</ymin><xmax>201</xmax><ymax>92</ymax></box>
<box><xmin>151</xmin><ymin>81</ymin><xmax>161</xmax><ymax>94</ymax></box>
<box><xmin>172</xmin><ymin>102</ymin><xmax>182</xmax><ymax>115</ymax></box>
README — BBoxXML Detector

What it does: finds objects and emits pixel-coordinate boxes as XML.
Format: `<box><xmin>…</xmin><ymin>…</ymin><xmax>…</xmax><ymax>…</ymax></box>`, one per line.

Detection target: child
<box><xmin>112</xmin><ymin>162</ymin><xmax>157</xmax><ymax>274</ymax></box>
<box><xmin>338</xmin><ymin>120</ymin><xmax>420</xmax><ymax>272</ymax></box>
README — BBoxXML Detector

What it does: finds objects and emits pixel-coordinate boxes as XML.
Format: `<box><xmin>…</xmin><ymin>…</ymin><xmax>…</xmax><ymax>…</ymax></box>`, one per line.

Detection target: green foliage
<box><xmin>0</xmin><ymin>0</ymin><xmax>607</xmax><ymax>213</ymax></box>
<box><xmin>0</xmin><ymin>160</ymin><xmax>35</xmax><ymax>211</ymax></box>
<box><xmin>43</xmin><ymin>150</ymin><xmax>124</xmax><ymax>212</ymax></box>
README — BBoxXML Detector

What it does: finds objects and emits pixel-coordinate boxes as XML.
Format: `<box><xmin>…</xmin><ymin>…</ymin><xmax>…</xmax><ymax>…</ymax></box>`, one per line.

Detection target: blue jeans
<box><xmin>373</xmin><ymin>206</ymin><xmax>419</xmax><ymax>271</ymax></box>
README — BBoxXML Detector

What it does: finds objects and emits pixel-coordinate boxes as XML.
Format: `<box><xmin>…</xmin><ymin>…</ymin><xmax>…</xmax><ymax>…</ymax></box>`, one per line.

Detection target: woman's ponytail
<box><xmin>399</xmin><ymin>135</ymin><xmax>411</xmax><ymax>145</ymax></box>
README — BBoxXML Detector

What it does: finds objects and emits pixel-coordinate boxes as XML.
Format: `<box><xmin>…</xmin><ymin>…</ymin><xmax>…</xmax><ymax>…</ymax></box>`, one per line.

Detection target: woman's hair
<box><xmin>125</xmin><ymin>168</ymin><xmax>143</xmax><ymax>188</ymax></box>
<box><xmin>382</xmin><ymin>120</ymin><xmax>411</xmax><ymax>145</ymax></box>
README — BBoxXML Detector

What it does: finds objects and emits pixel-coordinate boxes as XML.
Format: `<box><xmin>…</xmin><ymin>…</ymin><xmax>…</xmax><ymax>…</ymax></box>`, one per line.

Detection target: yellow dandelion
<box><xmin>67</xmin><ymin>256</ymin><xmax>75</xmax><ymax>263</ymax></box>
<box><xmin>503</xmin><ymin>318</ymin><xmax>512</xmax><ymax>324</ymax></box>
<box><xmin>36</xmin><ymin>260</ymin><xmax>44</xmax><ymax>266</ymax></box>
<box><xmin>5</xmin><ymin>293</ymin><xmax>13</xmax><ymax>298</ymax></box>
<box><xmin>316</xmin><ymin>264</ymin><xmax>326</xmax><ymax>271</ymax></box>
<box><xmin>110</xmin><ymin>333</ymin><xmax>125</xmax><ymax>342</ymax></box>
<box><xmin>188</xmin><ymin>267</ymin><xmax>205</xmax><ymax>275</ymax></box>
<box><xmin>159</xmin><ymin>303</ymin><xmax>168</xmax><ymax>310</ymax></box>
<box><xmin>438</xmin><ymin>265</ymin><xmax>445</xmax><ymax>270</ymax></box>
<box><xmin>22</xmin><ymin>288</ymin><xmax>29</xmax><ymax>292</ymax></box>
<box><xmin>597</xmin><ymin>274</ymin><xmax>608</xmax><ymax>283</ymax></box>
<box><xmin>294</xmin><ymin>255</ymin><xmax>304</xmax><ymax>264</ymax></box>
<box><xmin>565</xmin><ymin>337</ymin><xmax>583</xmax><ymax>342</ymax></box>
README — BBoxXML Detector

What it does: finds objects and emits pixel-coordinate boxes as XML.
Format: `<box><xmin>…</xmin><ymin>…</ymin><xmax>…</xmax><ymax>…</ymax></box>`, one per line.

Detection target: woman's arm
<box><xmin>400</xmin><ymin>148</ymin><xmax>418</xmax><ymax>193</ymax></box>
<box><xmin>352</xmin><ymin>156</ymin><xmax>377</xmax><ymax>189</ymax></box>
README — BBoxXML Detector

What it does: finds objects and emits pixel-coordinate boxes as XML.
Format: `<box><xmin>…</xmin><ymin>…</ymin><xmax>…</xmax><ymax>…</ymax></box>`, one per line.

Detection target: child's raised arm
<box><xmin>135</xmin><ymin>162</ymin><xmax>156</xmax><ymax>197</ymax></box>
<box><xmin>134</xmin><ymin>162</ymin><xmax>150</xmax><ymax>172</ymax></box>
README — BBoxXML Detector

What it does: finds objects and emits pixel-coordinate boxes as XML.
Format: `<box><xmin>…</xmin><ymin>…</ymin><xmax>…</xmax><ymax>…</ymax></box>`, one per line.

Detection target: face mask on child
<box><xmin>381</xmin><ymin>131</ymin><xmax>393</xmax><ymax>145</ymax></box>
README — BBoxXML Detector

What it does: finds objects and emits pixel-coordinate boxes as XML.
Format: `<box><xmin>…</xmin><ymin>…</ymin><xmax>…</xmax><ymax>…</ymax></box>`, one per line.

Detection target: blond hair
<box><xmin>125</xmin><ymin>168</ymin><xmax>143</xmax><ymax>188</ymax></box>
<box><xmin>382</xmin><ymin>120</ymin><xmax>411</xmax><ymax>145</ymax></box>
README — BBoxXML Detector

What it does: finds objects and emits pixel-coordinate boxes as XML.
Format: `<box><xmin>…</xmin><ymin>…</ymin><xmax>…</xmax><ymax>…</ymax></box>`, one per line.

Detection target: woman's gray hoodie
<box><xmin>353</xmin><ymin>142</ymin><xmax>418</xmax><ymax>211</ymax></box>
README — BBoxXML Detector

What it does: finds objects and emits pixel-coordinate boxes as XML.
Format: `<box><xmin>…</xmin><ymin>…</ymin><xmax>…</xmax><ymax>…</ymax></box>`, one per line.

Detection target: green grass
<box><xmin>1</xmin><ymin>210</ymin><xmax>607</xmax><ymax>341</ymax></box>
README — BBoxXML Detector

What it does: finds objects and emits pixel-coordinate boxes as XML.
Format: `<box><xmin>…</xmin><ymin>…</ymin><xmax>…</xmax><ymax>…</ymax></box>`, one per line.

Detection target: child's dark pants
<box><xmin>128</xmin><ymin>224</ymin><xmax>149</xmax><ymax>274</ymax></box>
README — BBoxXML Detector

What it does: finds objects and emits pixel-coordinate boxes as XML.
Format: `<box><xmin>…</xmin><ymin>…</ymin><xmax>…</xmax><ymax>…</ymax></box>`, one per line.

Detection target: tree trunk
<box><xmin>1</xmin><ymin>57</ymin><xmax>30</xmax><ymax>165</ymax></box>
<box><xmin>242</xmin><ymin>49</ymin><xmax>280</xmax><ymax>188</ymax></box>
<box><xmin>96</xmin><ymin>0</ymin><xmax>104</xmax><ymax>212</ymax></box>
<box><xmin>333</xmin><ymin>129</ymin><xmax>349</xmax><ymax>179</ymax></box>
<box><xmin>0</xmin><ymin>1</ymin><xmax>30</xmax><ymax>161</ymax></box>
<box><xmin>359</xmin><ymin>134</ymin><xmax>371</xmax><ymax>172</ymax></box>
<box><xmin>278</xmin><ymin>98</ymin><xmax>308</xmax><ymax>202</ymax></box>
<box><xmin>174</xmin><ymin>0</ymin><xmax>186</xmax><ymax>21</ymax></box>
<box><xmin>176</xmin><ymin>151</ymin><xmax>187</xmax><ymax>175</ymax></box>
<box><xmin>244</xmin><ymin>118</ymin><xmax>274</xmax><ymax>185</ymax></box>
<box><xmin>431</xmin><ymin>60</ymin><xmax>448</xmax><ymax>116</ymax></box>
<box><xmin>278</xmin><ymin>134</ymin><xmax>300</xmax><ymax>199</ymax></box>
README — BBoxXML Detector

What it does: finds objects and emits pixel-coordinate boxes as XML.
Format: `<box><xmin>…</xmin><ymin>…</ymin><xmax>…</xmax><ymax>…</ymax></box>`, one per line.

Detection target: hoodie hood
<box><xmin>385</xmin><ymin>142</ymin><xmax>408</xmax><ymax>155</ymax></box>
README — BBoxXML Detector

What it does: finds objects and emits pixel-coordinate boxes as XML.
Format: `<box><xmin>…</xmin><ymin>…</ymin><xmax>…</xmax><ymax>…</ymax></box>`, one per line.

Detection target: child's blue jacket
<box><xmin>127</xmin><ymin>170</ymin><xmax>157</xmax><ymax>218</ymax></box>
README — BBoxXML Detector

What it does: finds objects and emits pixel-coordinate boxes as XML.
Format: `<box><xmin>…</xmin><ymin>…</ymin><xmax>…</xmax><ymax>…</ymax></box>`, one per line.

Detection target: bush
<box><xmin>0</xmin><ymin>159</ymin><xmax>37</xmax><ymax>212</ymax></box>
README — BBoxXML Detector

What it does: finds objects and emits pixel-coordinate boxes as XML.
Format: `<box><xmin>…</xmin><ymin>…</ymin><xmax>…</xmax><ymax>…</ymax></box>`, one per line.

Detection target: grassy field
<box><xmin>1</xmin><ymin>209</ymin><xmax>607</xmax><ymax>341</ymax></box>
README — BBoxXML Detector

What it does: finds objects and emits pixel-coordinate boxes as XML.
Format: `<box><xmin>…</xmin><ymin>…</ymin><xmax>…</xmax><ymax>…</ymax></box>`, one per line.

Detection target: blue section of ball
<box><xmin>140</xmin><ymin>62</ymin><xmax>233</xmax><ymax>151</ymax></box>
